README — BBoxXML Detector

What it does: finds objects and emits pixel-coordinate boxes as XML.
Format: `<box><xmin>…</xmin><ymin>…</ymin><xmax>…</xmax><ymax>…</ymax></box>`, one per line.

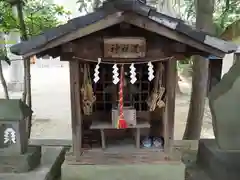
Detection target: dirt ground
<box><xmin>0</xmin><ymin>64</ymin><xmax>214</xmax><ymax>140</ymax></box>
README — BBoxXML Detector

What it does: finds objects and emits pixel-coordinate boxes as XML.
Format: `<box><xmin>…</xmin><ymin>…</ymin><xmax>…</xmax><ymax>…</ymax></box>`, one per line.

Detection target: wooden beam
<box><xmin>124</xmin><ymin>13</ymin><xmax>225</xmax><ymax>58</ymax></box>
<box><xmin>74</xmin><ymin>60</ymin><xmax>83</xmax><ymax>160</ymax></box>
<box><xmin>23</xmin><ymin>12</ymin><xmax>124</xmax><ymax>58</ymax></box>
<box><xmin>166</xmin><ymin>58</ymin><xmax>177</xmax><ymax>152</ymax></box>
<box><xmin>61</xmin><ymin>42</ymin><xmax>76</xmax><ymax>53</ymax></box>
<box><xmin>68</xmin><ymin>60</ymin><xmax>78</xmax><ymax>157</ymax></box>
<box><xmin>163</xmin><ymin>102</ymin><xmax>169</xmax><ymax>153</ymax></box>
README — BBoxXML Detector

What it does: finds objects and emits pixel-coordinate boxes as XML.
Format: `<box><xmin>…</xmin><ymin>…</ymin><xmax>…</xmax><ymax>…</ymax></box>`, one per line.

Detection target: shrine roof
<box><xmin>10</xmin><ymin>0</ymin><xmax>238</xmax><ymax>58</ymax></box>
<box><xmin>0</xmin><ymin>99</ymin><xmax>32</xmax><ymax>121</ymax></box>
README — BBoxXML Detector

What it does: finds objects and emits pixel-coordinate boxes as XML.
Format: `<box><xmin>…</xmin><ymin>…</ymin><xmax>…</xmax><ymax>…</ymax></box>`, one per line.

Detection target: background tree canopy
<box><xmin>181</xmin><ymin>0</ymin><xmax>240</xmax><ymax>36</ymax></box>
<box><xmin>77</xmin><ymin>0</ymin><xmax>240</xmax><ymax>36</ymax></box>
<box><xmin>0</xmin><ymin>0</ymin><xmax>71</xmax><ymax>36</ymax></box>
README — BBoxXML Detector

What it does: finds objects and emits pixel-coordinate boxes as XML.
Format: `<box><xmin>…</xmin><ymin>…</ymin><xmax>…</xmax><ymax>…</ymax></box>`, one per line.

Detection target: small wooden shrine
<box><xmin>10</xmin><ymin>0</ymin><xmax>237</xmax><ymax>164</ymax></box>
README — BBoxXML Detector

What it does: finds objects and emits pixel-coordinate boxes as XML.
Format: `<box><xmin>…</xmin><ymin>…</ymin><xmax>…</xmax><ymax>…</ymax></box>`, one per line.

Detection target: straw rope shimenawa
<box><xmin>73</xmin><ymin>56</ymin><xmax>174</xmax><ymax>64</ymax></box>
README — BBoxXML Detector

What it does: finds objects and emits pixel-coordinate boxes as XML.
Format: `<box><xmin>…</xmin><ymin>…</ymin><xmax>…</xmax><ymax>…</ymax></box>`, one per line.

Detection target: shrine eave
<box><xmin>10</xmin><ymin>0</ymin><xmax>238</xmax><ymax>58</ymax></box>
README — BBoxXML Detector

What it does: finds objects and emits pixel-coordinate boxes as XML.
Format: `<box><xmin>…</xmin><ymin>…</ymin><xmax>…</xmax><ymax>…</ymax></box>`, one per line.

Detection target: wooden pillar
<box><xmin>164</xmin><ymin>58</ymin><xmax>177</xmax><ymax>152</ymax></box>
<box><xmin>69</xmin><ymin>59</ymin><xmax>82</xmax><ymax>160</ymax></box>
<box><xmin>163</xmin><ymin>101</ymin><xmax>169</xmax><ymax>152</ymax></box>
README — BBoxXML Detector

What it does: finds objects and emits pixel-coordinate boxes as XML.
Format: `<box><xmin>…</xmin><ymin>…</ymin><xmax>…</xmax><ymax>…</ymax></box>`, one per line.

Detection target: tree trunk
<box><xmin>16</xmin><ymin>2</ymin><xmax>32</xmax><ymax>138</ymax></box>
<box><xmin>0</xmin><ymin>61</ymin><xmax>9</xmax><ymax>100</ymax></box>
<box><xmin>176</xmin><ymin>70</ymin><xmax>182</xmax><ymax>94</ymax></box>
<box><xmin>0</xmin><ymin>33</ymin><xmax>9</xmax><ymax>100</ymax></box>
<box><xmin>93</xmin><ymin>0</ymin><xmax>101</xmax><ymax>10</ymax></box>
<box><xmin>183</xmin><ymin>0</ymin><xmax>215</xmax><ymax>140</ymax></box>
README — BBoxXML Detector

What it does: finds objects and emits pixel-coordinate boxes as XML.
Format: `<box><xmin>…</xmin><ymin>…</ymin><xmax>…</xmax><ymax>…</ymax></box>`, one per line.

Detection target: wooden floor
<box><xmin>65</xmin><ymin>146</ymin><xmax>182</xmax><ymax>165</ymax></box>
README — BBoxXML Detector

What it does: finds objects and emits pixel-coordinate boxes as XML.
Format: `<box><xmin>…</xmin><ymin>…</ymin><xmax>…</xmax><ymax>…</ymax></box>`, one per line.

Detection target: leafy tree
<box><xmin>183</xmin><ymin>0</ymin><xmax>215</xmax><ymax>140</ymax></box>
<box><xmin>77</xmin><ymin>0</ymin><xmax>102</xmax><ymax>13</ymax></box>
<box><xmin>181</xmin><ymin>0</ymin><xmax>240</xmax><ymax>35</ymax></box>
<box><xmin>0</xmin><ymin>38</ymin><xmax>10</xmax><ymax>99</ymax></box>
<box><xmin>0</xmin><ymin>0</ymin><xmax>71</xmax><ymax>98</ymax></box>
<box><xmin>0</xmin><ymin>0</ymin><xmax>71</xmax><ymax>36</ymax></box>
<box><xmin>24</xmin><ymin>0</ymin><xmax>71</xmax><ymax>36</ymax></box>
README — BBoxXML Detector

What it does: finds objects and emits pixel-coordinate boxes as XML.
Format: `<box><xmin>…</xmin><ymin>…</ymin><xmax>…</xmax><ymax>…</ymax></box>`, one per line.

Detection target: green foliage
<box><xmin>0</xmin><ymin>1</ymin><xmax>18</xmax><ymax>32</ymax></box>
<box><xmin>214</xmin><ymin>0</ymin><xmax>240</xmax><ymax>35</ymax></box>
<box><xmin>181</xmin><ymin>0</ymin><xmax>240</xmax><ymax>35</ymax></box>
<box><xmin>24</xmin><ymin>0</ymin><xmax>71</xmax><ymax>36</ymax></box>
<box><xmin>0</xmin><ymin>0</ymin><xmax>71</xmax><ymax>64</ymax></box>
<box><xmin>0</xmin><ymin>0</ymin><xmax>71</xmax><ymax>36</ymax></box>
<box><xmin>77</xmin><ymin>0</ymin><xmax>103</xmax><ymax>13</ymax></box>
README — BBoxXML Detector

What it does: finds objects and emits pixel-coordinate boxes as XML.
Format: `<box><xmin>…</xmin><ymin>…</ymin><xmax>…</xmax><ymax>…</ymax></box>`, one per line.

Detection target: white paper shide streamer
<box><xmin>129</xmin><ymin>63</ymin><xmax>137</xmax><ymax>84</ymax></box>
<box><xmin>94</xmin><ymin>58</ymin><xmax>101</xmax><ymax>83</ymax></box>
<box><xmin>147</xmin><ymin>62</ymin><xmax>154</xmax><ymax>81</ymax></box>
<box><xmin>4</xmin><ymin>128</ymin><xmax>16</xmax><ymax>144</ymax></box>
<box><xmin>112</xmin><ymin>64</ymin><xmax>120</xmax><ymax>84</ymax></box>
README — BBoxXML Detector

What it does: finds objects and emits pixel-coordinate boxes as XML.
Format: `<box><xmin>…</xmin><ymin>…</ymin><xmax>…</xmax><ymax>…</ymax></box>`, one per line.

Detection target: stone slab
<box><xmin>0</xmin><ymin>147</ymin><xmax>66</xmax><ymax>180</ymax></box>
<box><xmin>62</xmin><ymin>160</ymin><xmax>185</xmax><ymax>180</ymax></box>
<box><xmin>0</xmin><ymin>145</ymin><xmax>41</xmax><ymax>173</ymax></box>
<box><xmin>209</xmin><ymin>59</ymin><xmax>240</xmax><ymax>150</ymax></box>
<box><xmin>197</xmin><ymin>139</ymin><xmax>240</xmax><ymax>180</ymax></box>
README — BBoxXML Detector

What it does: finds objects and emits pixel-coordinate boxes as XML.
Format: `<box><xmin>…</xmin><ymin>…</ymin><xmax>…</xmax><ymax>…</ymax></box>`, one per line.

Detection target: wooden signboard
<box><xmin>103</xmin><ymin>37</ymin><xmax>146</xmax><ymax>58</ymax></box>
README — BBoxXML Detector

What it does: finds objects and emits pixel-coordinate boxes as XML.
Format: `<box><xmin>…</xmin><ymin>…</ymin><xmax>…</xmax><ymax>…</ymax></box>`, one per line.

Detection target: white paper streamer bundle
<box><xmin>129</xmin><ymin>63</ymin><xmax>137</xmax><ymax>84</ymax></box>
<box><xmin>148</xmin><ymin>62</ymin><xmax>154</xmax><ymax>81</ymax></box>
<box><xmin>93</xmin><ymin>58</ymin><xmax>101</xmax><ymax>83</ymax></box>
<box><xmin>112</xmin><ymin>64</ymin><xmax>120</xmax><ymax>84</ymax></box>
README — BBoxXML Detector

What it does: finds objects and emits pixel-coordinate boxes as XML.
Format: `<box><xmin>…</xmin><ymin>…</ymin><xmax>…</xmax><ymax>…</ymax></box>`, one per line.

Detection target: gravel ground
<box><xmin>0</xmin><ymin>64</ymin><xmax>214</xmax><ymax>140</ymax></box>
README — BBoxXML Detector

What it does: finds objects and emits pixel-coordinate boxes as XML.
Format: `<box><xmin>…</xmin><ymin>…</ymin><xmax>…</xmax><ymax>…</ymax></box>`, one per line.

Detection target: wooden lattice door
<box><xmin>90</xmin><ymin>64</ymin><xmax>152</xmax><ymax>112</ymax></box>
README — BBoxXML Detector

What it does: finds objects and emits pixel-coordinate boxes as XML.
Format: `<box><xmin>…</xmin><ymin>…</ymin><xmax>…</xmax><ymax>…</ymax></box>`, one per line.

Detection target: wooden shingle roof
<box><xmin>10</xmin><ymin>0</ymin><xmax>238</xmax><ymax>58</ymax></box>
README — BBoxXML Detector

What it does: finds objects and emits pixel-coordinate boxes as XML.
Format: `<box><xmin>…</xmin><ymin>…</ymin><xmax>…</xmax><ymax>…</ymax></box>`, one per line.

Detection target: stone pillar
<box><xmin>209</xmin><ymin>55</ymin><xmax>240</xmax><ymax>150</ymax></box>
<box><xmin>6</xmin><ymin>6</ymin><xmax>24</xmax><ymax>92</ymax></box>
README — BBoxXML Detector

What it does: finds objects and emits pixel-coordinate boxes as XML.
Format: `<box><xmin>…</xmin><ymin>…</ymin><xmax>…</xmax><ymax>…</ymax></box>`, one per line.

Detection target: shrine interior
<box><xmin>82</xmin><ymin>62</ymin><xmax>166</xmax><ymax>149</ymax></box>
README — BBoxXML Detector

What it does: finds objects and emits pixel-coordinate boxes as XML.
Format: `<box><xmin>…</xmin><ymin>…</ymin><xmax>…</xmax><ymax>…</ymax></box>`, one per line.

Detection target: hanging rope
<box><xmin>81</xmin><ymin>64</ymin><xmax>96</xmax><ymax>115</ymax></box>
<box><xmin>73</xmin><ymin>56</ymin><xmax>174</xmax><ymax>65</ymax></box>
<box><xmin>117</xmin><ymin>64</ymin><xmax>128</xmax><ymax>129</ymax></box>
<box><xmin>146</xmin><ymin>63</ymin><xmax>165</xmax><ymax>111</ymax></box>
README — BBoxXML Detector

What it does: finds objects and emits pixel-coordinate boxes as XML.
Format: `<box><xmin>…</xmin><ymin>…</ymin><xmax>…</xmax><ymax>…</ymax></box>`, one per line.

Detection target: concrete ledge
<box><xmin>197</xmin><ymin>139</ymin><xmax>240</xmax><ymax>180</ymax></box>
<box><xmin>173</xmin><ymin>140</ymin><xmax>198</xmax><ymax>150</ymax></box>
<box><xmin>62</xmin><ymin>162</ymin><xmax>185</xmax><ymax>180</ymax></box>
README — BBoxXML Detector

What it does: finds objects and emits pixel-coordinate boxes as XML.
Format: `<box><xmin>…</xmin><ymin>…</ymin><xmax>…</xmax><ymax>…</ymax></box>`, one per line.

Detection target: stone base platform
<box><xmin>62</xmin><ymin>163</ymin><xmax>185</xmax><ymax>180</ymax></box>
<box><xmin>0</xmin><ymin>145</ymin><xmax>41</xmax><ymax>173</ymax></box>
<box><xmin>0</xmin><ymin>146</ymin><xmax>66</xmax><ymax>180</ymax></box>
<box><xmin>62</xmin><ymin>148</ymin><xmax>185</xmax><ymax>180</ymax></box>
<box><xmin>197</xmin><ymin>139</ymin><xmax>240</xmax><ymax>180</ymax></box>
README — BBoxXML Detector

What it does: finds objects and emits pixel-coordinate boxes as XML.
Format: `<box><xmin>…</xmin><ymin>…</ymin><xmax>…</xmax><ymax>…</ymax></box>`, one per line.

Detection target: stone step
<box><xmin>62</xmin><ymin>163</ymin><xmax>185</xmax><ymax>180</ymax></box>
